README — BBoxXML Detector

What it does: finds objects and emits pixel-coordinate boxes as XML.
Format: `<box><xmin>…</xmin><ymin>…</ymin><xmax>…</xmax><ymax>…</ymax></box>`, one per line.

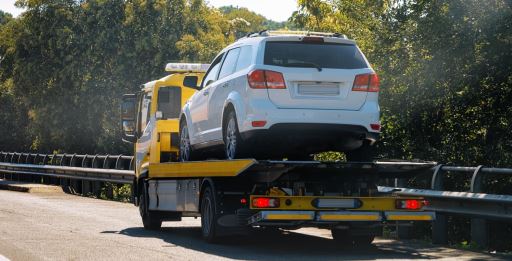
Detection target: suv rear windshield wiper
<box><xmin>284</xmin><ymin>62</ymin><xmax>323</xmax><ymax>72</ymax></box>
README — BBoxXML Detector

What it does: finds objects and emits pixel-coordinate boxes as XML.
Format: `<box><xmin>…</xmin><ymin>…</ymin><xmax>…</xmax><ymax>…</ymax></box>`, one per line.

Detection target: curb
<box><xmin>0</xmin><ymin>180</ymin><xmax>63</xmax><ymax>193</ymax></box>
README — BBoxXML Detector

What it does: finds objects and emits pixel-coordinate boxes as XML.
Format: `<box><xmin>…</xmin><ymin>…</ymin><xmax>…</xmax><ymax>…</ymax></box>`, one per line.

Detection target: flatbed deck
<box><xmin>148</xmin><ymin>160</ymin><xmax>437</xmax><ymax>180</ymax></box>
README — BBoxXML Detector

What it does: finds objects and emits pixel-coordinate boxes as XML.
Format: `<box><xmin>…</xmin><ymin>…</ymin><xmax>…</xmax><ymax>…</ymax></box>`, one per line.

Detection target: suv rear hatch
<box><xmin>263</xmin><ymin>39</ymin><xmax>372</xmax><ymax>110</ymax></box>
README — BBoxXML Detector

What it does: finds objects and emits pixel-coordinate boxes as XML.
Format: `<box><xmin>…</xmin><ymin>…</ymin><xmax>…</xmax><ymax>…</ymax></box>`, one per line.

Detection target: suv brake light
<box><xmin>302</xmin><ymin>36</ymin><xmax>324</xmax><ymax>43</ymax></box>
<box><xmin>248</xmin><ymin>70</ymin><xmax>286</xmax><ymax>89</ymax></box>
<box><xmin>352</xmin><ymin>73</ymin><xmax>379</xmax><ymax>92</ymax></box>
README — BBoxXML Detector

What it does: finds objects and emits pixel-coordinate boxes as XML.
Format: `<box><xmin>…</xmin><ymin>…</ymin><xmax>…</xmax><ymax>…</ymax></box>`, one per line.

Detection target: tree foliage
<box><xmin>295</xmin><ymin>0</ymin><xmax>512</xmax><ymax>167</ymax></box>
<box><xmin>0</xmin><ymin>0</ymin><xmax>286</xmax><ymax>154</ymax></box>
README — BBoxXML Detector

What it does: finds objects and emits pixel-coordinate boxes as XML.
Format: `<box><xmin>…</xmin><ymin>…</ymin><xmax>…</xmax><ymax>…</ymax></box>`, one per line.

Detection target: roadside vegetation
<box><xmin>0</xmin><ymin>0</ymin><xmax>511</xmax><ymax>251</ymax></box>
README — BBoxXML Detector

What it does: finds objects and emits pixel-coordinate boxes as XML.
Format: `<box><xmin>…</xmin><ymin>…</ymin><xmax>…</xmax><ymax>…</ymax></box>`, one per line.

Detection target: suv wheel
<box><xmin>345</xmin><ymin>141</ymin><xmax>374</xmax><ymax>162</ymax></box>
<box><xmin>180</xmin><ymin>121</ymin><xmax>193</xmax><ymax>161</ymax></box>
<box><xmin>224</xmin><ymin>111</ymin><xmax>245</xmax><ymax>160</ymax></box>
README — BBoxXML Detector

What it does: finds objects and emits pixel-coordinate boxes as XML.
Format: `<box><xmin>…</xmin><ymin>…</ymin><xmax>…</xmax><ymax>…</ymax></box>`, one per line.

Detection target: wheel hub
<box><xmin>225</xmin><ymin>118</ymin><xmax>237</xmax><ymax>159</ymax></box>
<box><xmin>180</xmin><ymin>126</ymin><xmax>190</xmax><ymax>161</ymax></box>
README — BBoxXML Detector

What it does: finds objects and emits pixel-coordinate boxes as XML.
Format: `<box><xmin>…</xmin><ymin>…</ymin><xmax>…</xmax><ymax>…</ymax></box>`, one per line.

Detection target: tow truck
<box><xmin>121</xmin><ymin>63</ymin><xmax>436</xmax><ymax>244</ymax></box>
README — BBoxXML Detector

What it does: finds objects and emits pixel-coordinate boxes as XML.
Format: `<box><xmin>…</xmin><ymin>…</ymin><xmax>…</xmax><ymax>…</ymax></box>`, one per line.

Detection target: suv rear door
<box><xmin>263</xmin><ymin>39</ymin><xmax>372</xmax><ymax>110</ymax></box>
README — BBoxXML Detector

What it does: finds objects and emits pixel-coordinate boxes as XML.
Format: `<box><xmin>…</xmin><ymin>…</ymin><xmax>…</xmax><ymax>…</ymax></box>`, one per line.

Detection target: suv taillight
<box><xmin>248</xmin><ymin>70</ymin><xmax>286</xmax><ymax>89</ymax></box>
<box><xmin>352</xmin><ymin>73</ymin><xmax>379</xmax><ymax>92</ymax></box>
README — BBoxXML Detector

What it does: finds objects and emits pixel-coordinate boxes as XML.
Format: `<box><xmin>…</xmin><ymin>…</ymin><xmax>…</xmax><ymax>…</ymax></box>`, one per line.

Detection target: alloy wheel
<box><xmin>180</xmin><ymin>125</ymin><xmax>191</xmax><ymax>161</ymax></box>
<box><xmin>225</xmin><ymin>117</ymin><xmax>237</xmax><ymax>159</ymax></box>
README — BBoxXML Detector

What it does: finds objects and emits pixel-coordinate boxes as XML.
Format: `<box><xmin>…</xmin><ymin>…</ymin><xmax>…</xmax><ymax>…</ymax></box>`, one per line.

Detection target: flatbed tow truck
<box><xmin>120</xmin><ymin>63</ymin><xmax>436</xmax><ymax>244</ymax></box>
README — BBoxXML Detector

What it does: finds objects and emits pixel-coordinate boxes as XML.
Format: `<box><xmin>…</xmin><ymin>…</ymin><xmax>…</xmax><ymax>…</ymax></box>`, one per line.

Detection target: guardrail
<box><xmin>381</xmin><ymin>164</ymin><xmax>512</xmax><ymax>248</ymax></box>
<box><xmin>0</xmin><ymin>152</ymin><xmax>134</xmax><ymax>197</ymax></box>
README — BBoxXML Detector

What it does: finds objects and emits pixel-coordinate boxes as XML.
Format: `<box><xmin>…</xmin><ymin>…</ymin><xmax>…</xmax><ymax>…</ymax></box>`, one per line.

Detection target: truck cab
<box><xmin>121</xmin><ymin>63</ymin><xmax>208</xmax><ymax>177</ymax></box>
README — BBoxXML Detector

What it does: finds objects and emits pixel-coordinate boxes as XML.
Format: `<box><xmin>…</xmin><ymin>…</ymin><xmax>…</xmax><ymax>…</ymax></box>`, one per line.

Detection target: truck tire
<box><xmin>223</xmin><ymin>111</ymin><xmax>246</xmax><ymax>160</ymax></box>
<box><xmin>331</xmin><ymin>229</ymin><xmax>375</xmax><ymax>247</ymax></box>
<box><xmin>201</xmin><ymin>186</ymin><xmax>220</xmax><ymax>243</ymax></box>
<box><xmin>139</xmin><ymin>192</ymin><xmax>162</xmax><ymax>230</ymax></box>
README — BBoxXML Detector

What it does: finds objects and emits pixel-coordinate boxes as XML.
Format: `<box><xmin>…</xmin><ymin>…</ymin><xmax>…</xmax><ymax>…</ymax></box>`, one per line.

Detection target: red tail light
<box><xmin>368</xmin><ymin>74</ymin><xmax>380</xmax><ymax>92</ymax></box>
<box><xmin>396</xmin><ymin>199</ymin><xmax>427</xmax><ymax>210</ymax></box>
<box><xmin>352</xmin><ymin>73</ymin><xmax>379</xmax><ymax>92</ymax></box>
<box><xmin>248</xmin><ymin>70</ymin><xmax>286</xmax><ymax>89</ymax></box>
<box><xmin>252</xmin><ymin>197</ymin><xmax>280</xmax><ymax>208</ymax></box>
<box><xmin>247</xmin><ymin>70</ymin><xmax>266</xmax><ymax>89</ymax></box>
<box><xmin>251</xmin><ymin>121</ymin><xmax>267</xmax><ymax>127</ymax></box>
<box><xmin>370</xmin><ymin>123</ymin><xmax>381</xmax><ymax>131</ymax></box>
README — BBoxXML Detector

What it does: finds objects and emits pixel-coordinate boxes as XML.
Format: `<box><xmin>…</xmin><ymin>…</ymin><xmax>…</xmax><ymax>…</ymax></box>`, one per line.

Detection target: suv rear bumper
<box><xmin>239</xmin><ymin>97</ymin><xmax>380</xmax><ymax>136</ymax></box>
<box><xmin>241</xmin><ymin>123</ymin><xmax>379</xmax><ymax>153</ymax></box>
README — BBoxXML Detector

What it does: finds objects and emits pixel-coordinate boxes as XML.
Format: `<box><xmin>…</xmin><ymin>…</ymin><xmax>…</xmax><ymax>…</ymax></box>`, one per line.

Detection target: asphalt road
<box><xmin>0</xmin><ymin>190</ymin><xmax>507</xmax><ymax>261</ymax></box>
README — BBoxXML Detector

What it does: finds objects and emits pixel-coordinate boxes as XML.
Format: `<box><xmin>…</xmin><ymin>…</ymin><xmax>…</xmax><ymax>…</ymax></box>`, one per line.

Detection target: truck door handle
<box><xmin>203</xmin><ymin>90</ymin><xmax>209</xmax><ymax>96</ymax></box>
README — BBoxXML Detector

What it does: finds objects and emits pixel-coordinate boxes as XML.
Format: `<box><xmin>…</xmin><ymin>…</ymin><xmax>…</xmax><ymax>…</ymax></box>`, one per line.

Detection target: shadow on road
<box><xmin>106</xmin><ymin>226</ymin><xmax>440</xmax><ymax>260</ymax></box>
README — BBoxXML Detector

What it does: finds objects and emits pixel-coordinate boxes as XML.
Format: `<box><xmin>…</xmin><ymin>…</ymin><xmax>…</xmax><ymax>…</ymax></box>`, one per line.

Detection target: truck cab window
<box><xmin>158</xmin><ymin>87</ymin><xmax>181</xmax><ymax>119</ymax></box>
<box><xmin>138</xmin><ymin>92</ymin><xmax>152</xmax><ymax>135</ymax></box>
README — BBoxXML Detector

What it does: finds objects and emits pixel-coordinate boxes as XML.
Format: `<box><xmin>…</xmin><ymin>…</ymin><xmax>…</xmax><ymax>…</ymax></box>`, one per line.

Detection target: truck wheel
<box><xmin>201</xmin><ymin>186</ymin><xmax>220</xmax><ymax>243</ymax></box>
<box><xmin>139</xmin><ymin>192</ymin><xmax>162</xmax><ymax>230</ymax></box>
<box><xmin>223</xmin><ymin>111</ymin><xmax>246</xmax><ymax>160</ymax></box>
<box><xmin>345</xmin><ymin>141</ymin><xmax>375</xmax><ymax>162</ymax></box>
<box><xmin>331</xmin><ymin>229</ymin><xmax>375</xmax><ymax>247</ymax></box>
<box><xmin>331</xmin><ymin>229</ymin><xmax>352</xmax><ymax>244</ymax></box>
<box><xmin>352</xmin><ymin>234</ymin><xmax>375</xmax><ymax>246</ymax></box>
<box><xmin>180</xmin><ymin>121</ymin><xmax>194</xmax><ymax>161</ymax></box>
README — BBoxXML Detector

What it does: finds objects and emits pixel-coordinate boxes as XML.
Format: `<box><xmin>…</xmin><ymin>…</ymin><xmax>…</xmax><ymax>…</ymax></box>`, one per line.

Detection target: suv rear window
<box><xmin>264</xmin><ymin>41</ymin><xmax>368</xmax><ymax>69</ymax></box>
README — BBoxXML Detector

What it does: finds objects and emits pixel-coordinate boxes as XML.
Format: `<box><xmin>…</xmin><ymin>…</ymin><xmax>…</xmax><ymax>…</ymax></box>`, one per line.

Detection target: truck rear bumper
<box><xmin>248</xmin><ymin>210</ymin><xmax>435</xmax><ymax>225</ymax></box>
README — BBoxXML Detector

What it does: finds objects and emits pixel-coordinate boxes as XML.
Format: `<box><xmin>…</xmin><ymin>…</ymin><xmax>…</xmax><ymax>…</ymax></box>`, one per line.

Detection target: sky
<box><xmin>0</xmin><ymin>0</ymin><xmax>298</xmax><ymax>22</ymax></box>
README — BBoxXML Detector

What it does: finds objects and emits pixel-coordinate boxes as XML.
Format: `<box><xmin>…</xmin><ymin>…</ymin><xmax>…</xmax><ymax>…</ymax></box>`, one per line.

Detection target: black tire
<box><xmin>179</xmin><ymin>120</ymin><xmax>195</xmax><ymax>161</ymax></box>
<box><xmin>331</xmin><ymin>229</ymin><xmax>352</xmax><ymax>244</ymax></box>
<box><xmin>345</xmin><ymin>141</ymin><xmax>375</xmax><ymax>162</ymax></box>
<box><xmin>352</xmin><ymin>235</ymin><xmax>375</xmax><ymax>246</ymax></box>
<box><xmin>139</xmin><ymin>190</ymin><xmax>162</xmax><ymax>230</ymax></box>
<box><xmin>223</xmin><ymin>110</ymin><xmax>246</xmax><ymax>160</ymax></box>
<box><xmin>201</xmin><ymin>186</ymin><xmax>221</xmax><ymax>243</ymax></box>
<box><xmin>331</xmin><ymin>229</ymin><xmax>375</xmax><ymax>247</ymax></box>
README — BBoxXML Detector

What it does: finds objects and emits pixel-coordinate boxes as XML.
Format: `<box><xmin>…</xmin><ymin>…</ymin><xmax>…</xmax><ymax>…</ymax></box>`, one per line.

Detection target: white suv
<box><xmin>180</xmin><ymin>31</ymin><xmax>380</xmax><ymax>161</ymax></box>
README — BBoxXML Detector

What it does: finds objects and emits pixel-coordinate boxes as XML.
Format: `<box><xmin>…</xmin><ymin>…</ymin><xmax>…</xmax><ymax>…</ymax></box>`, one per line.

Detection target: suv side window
<box><xmin>201</xmin><ymin>54</ymin><xmax>224</xmax><ymax>88</ymax></box>
<box><xmin>218</xmin><ymin>47</ymin><xmax>240</xmax><ymax>79</ymax></box>
<box><xmin>235</xmin><ymin>45</ymin><xmax>252</xmax><ymax>71</ymax></box>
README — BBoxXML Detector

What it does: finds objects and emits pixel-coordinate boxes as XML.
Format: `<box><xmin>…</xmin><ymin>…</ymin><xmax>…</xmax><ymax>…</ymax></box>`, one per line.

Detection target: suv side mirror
<box><xmin>121</xmin><ymin>94</ymin><xmax>137</xmax><ymax>143</ymax></box>
<box><xmin>183</xmin><ymin>75</ymin><xmax>201</xmax><ymax>90</ymax></box>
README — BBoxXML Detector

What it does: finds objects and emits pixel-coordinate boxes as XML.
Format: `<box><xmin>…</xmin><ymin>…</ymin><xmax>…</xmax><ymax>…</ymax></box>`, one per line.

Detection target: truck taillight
<box><xmin>248</xmin><ymin>70</ymin><xmax>286</xmax><ymax>89</ymax></box>
<box><xmin>396</xmin><ymin>199</ymin><xmax>427</xmax><ymax>210</ymax></box>
<box><xmin>352</xmin><ymin>73</ymin><xmax>379</xmax><ymax>92</ymax></box>
<box><xmin>252</xmin><ymin>197</ymin><xmax>280</xmax><ymax>208</ymax></box>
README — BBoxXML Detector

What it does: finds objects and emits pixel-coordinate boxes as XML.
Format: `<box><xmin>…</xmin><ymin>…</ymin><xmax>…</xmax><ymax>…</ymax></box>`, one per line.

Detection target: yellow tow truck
<box><xmin>121</xmin><ymin>63</ymin><xmax>436</xmax><ymax>244</ymax></box>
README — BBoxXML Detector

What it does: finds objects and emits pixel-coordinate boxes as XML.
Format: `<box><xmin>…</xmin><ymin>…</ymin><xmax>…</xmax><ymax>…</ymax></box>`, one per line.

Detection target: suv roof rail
<box><xmin>238</xmin><ymin>30</ymin><xmax>347</xmax><ymax>40</ymax></box>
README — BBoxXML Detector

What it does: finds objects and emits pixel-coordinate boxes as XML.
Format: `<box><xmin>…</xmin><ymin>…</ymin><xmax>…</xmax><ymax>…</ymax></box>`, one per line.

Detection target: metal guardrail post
<box><xmin>470</xmin><ymin>165</ymin><xmax>488</xmax><ymax>248</ymax></box>
<box><xmin>431</xmin><ymin>164</ymin><xmax>448</xmax><ymax>244</ymax></box>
